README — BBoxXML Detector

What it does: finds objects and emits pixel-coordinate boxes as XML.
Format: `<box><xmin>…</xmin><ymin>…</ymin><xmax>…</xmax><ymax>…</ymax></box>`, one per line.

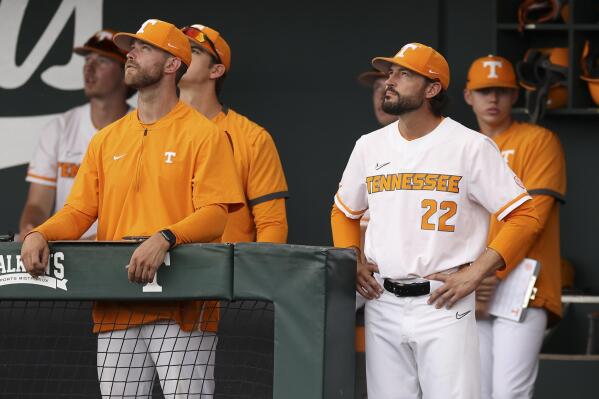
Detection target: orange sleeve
<box><xmin>521</xmin><ymin>129</ymin><xmax>566</xmax><ymax>199</ymax></box>
<box><xmin>31</xmin><ymin>204</ymin><xmax>96</xmax><ymax>241</ymax></box>
<box><xmin>167</xmin><ymin>204</ymin><xmax>228</xmax><ymax>245</ymax></box>
<box><xmin>495</xmin><ymin>194</ymin><xmax>556</xmax><ymax>279</ymax></box>
<box><xmin>331</xmin><ymin>203</ymin><xmax>361</xmax><ymax>248</ymax></box>
<box><xmin>192</xmin><ymin>129</ymin><xmax>245</xmax><ymax>212</ymax></box>
<box><xmin>488</xmin><ymin>199</ymin><xmax>541</xmax><ymax>275</ymax></box>
<box><xmin>252</xmin><ymin>198</ymin><xmax>288</xmax><ymax>243</ymax></box>
<box><xmin>246</xmin><ymin>128</ymin><xmax>289</xmax><ymax>205</ymax></box>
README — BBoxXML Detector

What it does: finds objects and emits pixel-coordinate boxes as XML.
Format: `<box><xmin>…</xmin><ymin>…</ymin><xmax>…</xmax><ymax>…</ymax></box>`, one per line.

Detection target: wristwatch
<box><xmin>159</xmin><ymin>229</ymin><xmax>176</xmax><ymax>249</ymax></box>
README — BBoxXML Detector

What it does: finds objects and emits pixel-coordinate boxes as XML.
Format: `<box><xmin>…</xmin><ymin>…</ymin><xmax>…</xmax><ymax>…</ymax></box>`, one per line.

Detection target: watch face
<box><xmin>161</xmin><ymin>230</ymin><xmax>176</xmax><ymax>246</ymax></box>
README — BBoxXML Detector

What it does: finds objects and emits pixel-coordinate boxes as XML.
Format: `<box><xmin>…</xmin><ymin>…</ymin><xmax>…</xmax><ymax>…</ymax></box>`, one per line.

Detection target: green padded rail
<box><xmin>0</xmin><ymin>241</ymin><xmax>356</xmax><ymax>399</ymax></box>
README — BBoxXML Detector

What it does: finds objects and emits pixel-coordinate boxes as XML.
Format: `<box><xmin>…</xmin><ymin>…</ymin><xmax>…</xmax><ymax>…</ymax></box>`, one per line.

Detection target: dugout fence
<box><xmin>0</xmin><ymin>242</ymin><xmax>356</xmax><ymax>399</ymax></box>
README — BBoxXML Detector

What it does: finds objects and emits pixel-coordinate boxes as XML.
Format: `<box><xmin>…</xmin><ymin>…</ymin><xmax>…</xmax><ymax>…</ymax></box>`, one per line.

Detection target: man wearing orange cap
<box><xmin>179</xmin><ymin>23</ymin><xmax>289</xmax><ymax>244</ymax></box>
<box><xmin>20</xmin><ymin>19</ymin><xmax>244</xmax><ymax>398</ymax></box>
<box><xmin>331</xmin><ymin>43</ymin><xmax>541</xmax><ymax>398</ymax></box>
<box><xmin>19</xmin><ymin>29</ymin><xmax>131</xmax><ymax>241</ymax></box>
<box><xmin>464</xmin><ymin>55</ymin><xmax>566</xmax><ymax>399</ymax></box>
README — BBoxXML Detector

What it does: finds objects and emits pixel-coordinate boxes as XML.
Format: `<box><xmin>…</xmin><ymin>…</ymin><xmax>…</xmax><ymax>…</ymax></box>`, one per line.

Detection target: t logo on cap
<box><xmin>372</xmin><ymin>43</ymin><xmax>450</xmax><ymax>89</ymax></box>
<box><xmin>465</xmin><ymin>55</ymin><xmax>517</xmax><ymax>91</ymax></box>
<box><xmin>113</xmin><ymin>19</ymin><xmax>192</xmax><ymax>66</ymax></box>
<box><xmin>138</xmin><ymin>19</ymin><xmax>158</xmax><ymax>34</ymax></box>
<box><xmin>397</xmin><ymin>43</ymin><xmax>419</xmax><ymax>58</ymax></box>
<box><xmin>96</xmin><ymin>31</ymin><xmax>113</xmax><ymax>41</ymax></box>
<box><xmin>483</xmin><ymin>60</ymin><xmax>502</xmax><ymax>79</ymax></box>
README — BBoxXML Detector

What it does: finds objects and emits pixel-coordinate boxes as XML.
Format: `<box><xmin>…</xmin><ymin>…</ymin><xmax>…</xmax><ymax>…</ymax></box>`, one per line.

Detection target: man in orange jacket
<box><xmin>178</xmin><ymin>23</ymin><xmax>289</xmax><ymax>244</ymax></box>
<box><xmin>21</xmin><ymin>19</ymin><xmax>244</xmax><ymax>398</ymax></box>
<box><xmin>464</xmin><ymin>55</ymin><xmax>566</xmax><ymax>399</ymax></box>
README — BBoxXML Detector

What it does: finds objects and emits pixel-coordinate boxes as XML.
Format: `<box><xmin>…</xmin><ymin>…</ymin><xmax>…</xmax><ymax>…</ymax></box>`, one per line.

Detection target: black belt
<box><xmin>383</xmin><ymin>279</ymin><xmax>430</xmax><ymax>297</ymax></box>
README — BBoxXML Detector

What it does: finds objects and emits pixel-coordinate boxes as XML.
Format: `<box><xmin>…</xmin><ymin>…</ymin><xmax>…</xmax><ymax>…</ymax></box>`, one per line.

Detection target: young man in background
<box><xmin>179</xmin><ymin>23</ymin><xmax>289</xmax><ymax>245</ymax></box>
<box><xmin>464</xmin><ymin>54</ymin><xmax>566</xmax><ymax>399</ymax></box>
<box><xmin>19</xmin><ymin>29</ymin><xmax>130</xmax><ymax>240</ymax></box>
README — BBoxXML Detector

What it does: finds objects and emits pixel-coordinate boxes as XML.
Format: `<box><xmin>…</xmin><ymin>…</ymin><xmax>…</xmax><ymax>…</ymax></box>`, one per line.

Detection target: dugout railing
<box><xmin>0</xmin><ymin>242</ymin><xmax>356</xmax><ymax>399</ymax></box>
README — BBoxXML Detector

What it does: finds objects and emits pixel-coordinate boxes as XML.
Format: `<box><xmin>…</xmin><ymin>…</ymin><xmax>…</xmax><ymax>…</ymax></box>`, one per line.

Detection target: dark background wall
<box><xmin>0</xmin><ymin>1</ymin><xmax>597</xmax><ymax>298</ymax></box>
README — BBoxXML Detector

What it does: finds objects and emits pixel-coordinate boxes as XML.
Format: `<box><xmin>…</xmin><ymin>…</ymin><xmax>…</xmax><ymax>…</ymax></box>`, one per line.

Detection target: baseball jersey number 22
<box><xmin>420</xmin><ymin>199</ymin><xmax>457</xmax><ymax>232</ymax></box>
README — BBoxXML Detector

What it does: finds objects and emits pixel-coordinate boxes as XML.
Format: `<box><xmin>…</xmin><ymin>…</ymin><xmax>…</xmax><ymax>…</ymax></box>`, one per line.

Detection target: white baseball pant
<box><xmin>478</xmin><ymin>307</ymin><xmax>547</xmax><ymax>399</ymax></box>
<box><xmin>365</xmin><ymin>278</ymin><xmax>480</xmax><ymax>399</ymax></box>
<box><xmin>97</xmin><ymin>320</ymin><xmax>216</xmax><ymax>398</ymax></box>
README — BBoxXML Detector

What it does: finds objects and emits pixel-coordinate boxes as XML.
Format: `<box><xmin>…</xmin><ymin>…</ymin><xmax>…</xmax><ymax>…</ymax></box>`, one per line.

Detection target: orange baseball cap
<box><xmin>372</xmin><ymin>43</ymin><xmax>450</xmax><ymax>90</ymax></box>
<box><xmin>357</xmin><ymin>69</ymin><xmax>387</xmax><ymax>87</ymax></box>
<box><xmin>466</xmin><ymin>55</ymin><xmax>518</xmax><ymax>90</ymax></box>
<box><xmin>73</xmin><ymin>29</ymin><xmax>127</xmax><ymax>64</ymax></box>
<box><xmin>181</xmin><ymin>24</ymin><xmax>231</xmax><ymax>72</ymax></box>
<box><xmin>113</xmin><ymin>19</ymin><xmax>192</xmax><ymax>66</ymax></box>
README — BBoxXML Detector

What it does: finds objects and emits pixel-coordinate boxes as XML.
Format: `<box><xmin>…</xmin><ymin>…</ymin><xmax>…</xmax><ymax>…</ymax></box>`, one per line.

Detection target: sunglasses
<box><xmin>181</xmin><ymin>26</ymin><xmax>222</xmax><ymax>65</ymax></box>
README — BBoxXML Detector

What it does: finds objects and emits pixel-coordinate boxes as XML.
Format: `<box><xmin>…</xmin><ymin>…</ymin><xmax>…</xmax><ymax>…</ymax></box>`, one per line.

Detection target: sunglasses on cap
<box><xmin>181</xmin><ymin>26</ymin><xmax>222</xmax><ymax>65</ymax></box>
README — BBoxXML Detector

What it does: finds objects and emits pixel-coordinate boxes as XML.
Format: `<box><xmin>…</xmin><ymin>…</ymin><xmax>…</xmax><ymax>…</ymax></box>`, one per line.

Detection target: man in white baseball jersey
<box><xmin>464</xmin><ymin>55</ymin><xmax>566</xmax><ymax>399</ymax></box>
<box><xmin>331</xmin><ymin>43</ymin><xmax>541</xmax><ymax>399</ymax></box>
<box><xmin>19</xmin><ymin>29</ymin><xmax>130</xmax><ymax>240</ymax></box>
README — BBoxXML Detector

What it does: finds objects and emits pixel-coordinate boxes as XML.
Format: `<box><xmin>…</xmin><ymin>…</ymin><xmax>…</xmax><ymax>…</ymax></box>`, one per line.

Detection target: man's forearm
<box><xmin>19</xmin><ymin>183</ymin><xmax>56</xmax><ymax>237</ymax></box>
<box><xmin>253</xmin><ymin>198</ymin><xmax>288</xmax><ymax>243</ymax></box>
<box><xmin>331</xmin><ymin>204</ymin><xmax>361</xmax><ymax>248</ymax></box>
<box><xmin>19</xmin><ymin>204</ymin><xmax>51</xmax><ymax>235</ymax></box>
<box><xmin>472</xmin><ymin>247</ymin><xmax>505</xmax><ymax>280</ymax></box>
<box><xmin>33</xmin><ymin>204</ymin><xmax>96</xmax><ymax>241</ymax></box>
<box><xmin>489</xmin><ymin>199</ymin><xmax>541</xmax><ymax>274</ymax></box>
<box><xmin>167</xmin><ymin>204</ymin><xmax>229</xmax><ymax>244</ymax></box>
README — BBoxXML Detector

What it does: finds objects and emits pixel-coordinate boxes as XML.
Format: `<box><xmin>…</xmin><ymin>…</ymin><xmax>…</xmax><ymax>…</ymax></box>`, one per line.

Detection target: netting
<box><xmin>0</xmin><ymin>300</ymin><xmax>274</xmax><ymax>399</ymax></box>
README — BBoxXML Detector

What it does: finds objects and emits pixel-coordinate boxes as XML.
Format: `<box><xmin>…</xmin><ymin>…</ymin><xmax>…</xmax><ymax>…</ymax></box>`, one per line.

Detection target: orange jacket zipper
<box><xmin>135</xmin><ymin>129</ymin><xmax>147</xmax><ymax>191</ymax></box>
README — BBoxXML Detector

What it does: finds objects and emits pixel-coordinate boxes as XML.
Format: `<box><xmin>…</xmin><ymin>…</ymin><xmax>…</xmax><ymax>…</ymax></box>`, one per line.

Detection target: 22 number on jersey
<box><xmin>420</xmin><ymin>199</ymin><xmax>457</xmax><ymax>232</ymax></box>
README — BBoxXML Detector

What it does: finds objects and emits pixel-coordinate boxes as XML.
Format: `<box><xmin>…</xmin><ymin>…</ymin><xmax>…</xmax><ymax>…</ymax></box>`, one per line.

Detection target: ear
<box><xmin>464</xmin><ymin>89</ymin><xmax>473</xmax><ymax>106</ymax></box>
<box><xmin>209</xmin><ymin>64</ymin><xmax>226</xmax><ymax>80</ymax></box>
<box><xmin>164</xmin><ymin>57</ymin><xmax>182</xmax><ymax>75</ymax></box>
<box><xmin>425</xmin><ymin>81</ymin><xmax>442</xmax><ymax>99</ymax></box>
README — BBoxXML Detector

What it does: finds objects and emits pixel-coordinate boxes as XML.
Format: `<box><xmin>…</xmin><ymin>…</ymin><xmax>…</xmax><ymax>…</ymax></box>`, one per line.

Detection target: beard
<box><xmin>124</xmin><ymin>60</ymin><xmax>163</xmax><ymax>89</ymax></box>
<box><xmin>382</xmin><ymin>89</ymin><xmax>424</xmax><ymax>115</ymax></box>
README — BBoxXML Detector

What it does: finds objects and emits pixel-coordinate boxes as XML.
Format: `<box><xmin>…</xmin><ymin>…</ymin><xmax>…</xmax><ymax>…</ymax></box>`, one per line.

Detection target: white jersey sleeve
<box><xmin>26</xmin><ymin>116</ymin><xmax>62</xmax><ymax>187</ymax></box>
<box><xmin>468</xmin><ymin>136</ymin><xmax>531</xmax><ymax>221</ymax></box>
<box><xmin>335</xmin><ymin>139</ymin><xmax>368</xmax><ymax>219</ymax></box>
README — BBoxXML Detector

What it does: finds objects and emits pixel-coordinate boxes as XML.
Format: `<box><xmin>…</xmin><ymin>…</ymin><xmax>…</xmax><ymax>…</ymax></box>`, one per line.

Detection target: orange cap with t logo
<box><xmin>466</xmin><ymin>55</ymin><xmax>518</xmax><ymax>90</ymax></box>
<box><xmin>372</xmin><ymin>43</ymin><xmax>450</xmax><ymax>90</ymax></box>
<box><xmin>113</xmin><ymin>19</ymin><xmax>192</xmax><ymax>66</ymax></box>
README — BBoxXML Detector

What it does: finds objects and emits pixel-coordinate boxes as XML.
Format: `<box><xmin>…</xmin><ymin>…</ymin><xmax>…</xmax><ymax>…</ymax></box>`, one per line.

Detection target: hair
<box><xmin>425</xmin><ymin>77</ymin><xmax>449</xmax><ymax>117</ymax></box>
<box><xmin>175</xmin><ymin>63</ymin><xmax>189</xmax><ymax>85</ymax></box>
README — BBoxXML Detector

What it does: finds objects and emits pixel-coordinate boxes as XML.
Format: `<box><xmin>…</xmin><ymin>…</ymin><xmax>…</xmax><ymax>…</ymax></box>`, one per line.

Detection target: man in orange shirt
<box><xmin>464</xmin><ymin>55</ymin><xmax>566</xmax><ymax>399</ymax></box>
<box><xmin>178</xmin><ymin>23</ymin><xmax>288</xmax><ymax>244</ymax></box>
<box><xmin>21</xmin><ymin>19</ymin><xmax>244</xmax><ymax>398</ymax></box>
